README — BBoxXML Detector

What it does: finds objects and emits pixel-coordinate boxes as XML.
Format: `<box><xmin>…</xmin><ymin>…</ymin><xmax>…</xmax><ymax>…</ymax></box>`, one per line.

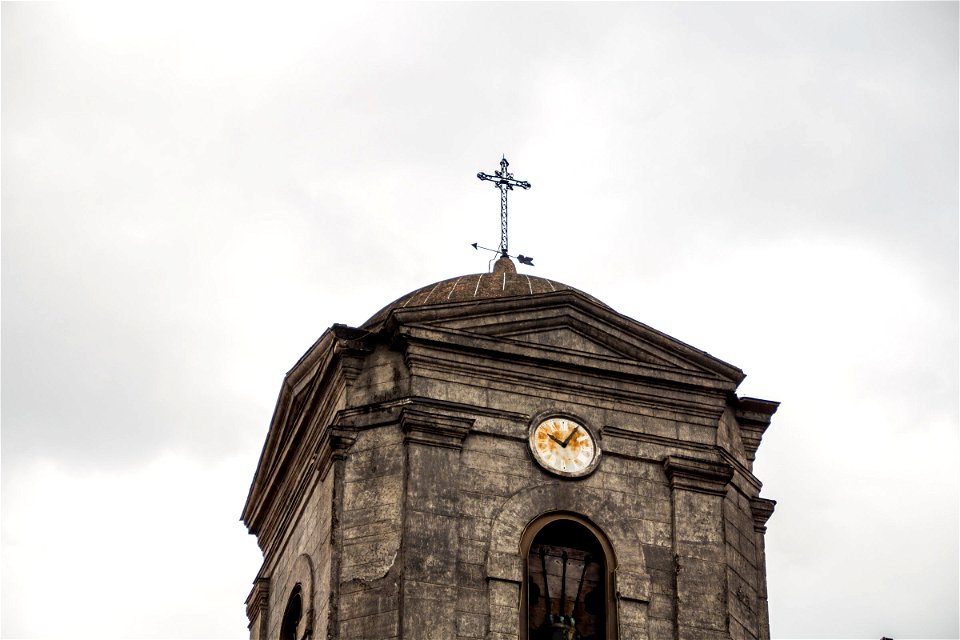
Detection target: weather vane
<box><xmin>477</xmin><ymin>156</ymin><xmax>531</xmax><ymax>259</ymax></box>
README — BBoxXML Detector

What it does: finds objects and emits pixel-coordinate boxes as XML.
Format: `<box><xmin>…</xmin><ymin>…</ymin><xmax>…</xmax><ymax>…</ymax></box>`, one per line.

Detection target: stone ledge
<box><xmin>750</xmin><ymin>497</ymin><xmax>777</xmax><ymax>531</ymax></box>
<box><xmin>400</xmin><ymin>406</ymin><xmax>475</xmax><ymax>449</ymax></box>
<box><xmin>663</xmin><ymin>456</ymin><xmax>733</xmax><ymax>496</ymax></box>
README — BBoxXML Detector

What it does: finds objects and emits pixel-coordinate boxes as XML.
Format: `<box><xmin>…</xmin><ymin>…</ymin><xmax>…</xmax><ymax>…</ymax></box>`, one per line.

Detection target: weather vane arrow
<box><xmin>471</xmin><ymin>242</ymin><xmax>534</xmax><ymax>266</ymax></box>
<box><xmin>477</xmin><ymin>156</ymin><xmax>531</xmax><ymax>257</ymax></box>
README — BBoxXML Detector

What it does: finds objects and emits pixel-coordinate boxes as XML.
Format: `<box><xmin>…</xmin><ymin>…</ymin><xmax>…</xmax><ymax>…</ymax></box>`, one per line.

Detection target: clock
<box><xmin>529</xmin><ymin>416</ymin><xmax>600</xmax><ymax>477</ymax></box>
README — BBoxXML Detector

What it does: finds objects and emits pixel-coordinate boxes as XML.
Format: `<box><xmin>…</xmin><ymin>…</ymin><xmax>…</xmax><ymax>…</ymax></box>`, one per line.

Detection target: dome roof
<box><xmin>362</xmin><ymin>256</ymin><xmax>608</xmax><ymax>329</ymax></box>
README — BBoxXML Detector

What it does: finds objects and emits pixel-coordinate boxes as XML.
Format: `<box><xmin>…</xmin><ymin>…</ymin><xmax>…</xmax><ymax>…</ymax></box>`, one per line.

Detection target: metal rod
<box><xmin>560</xmin><ymin>550</ymin><xmax>568</xmax><ymax>619</ymax></box>
<box><xmin>500</xmin><ymin>184</ymin><xmax>509</xmax><ymax>254</ymax></box>
<box><xmin>539</xmin><ymin>546</ymin><xmax>551</xmax><ymax>620</ymax></box>
<box><xmin>571</xmin><ymin>556</ymin><xmax>590</xmax><ymax>618</ymax></box>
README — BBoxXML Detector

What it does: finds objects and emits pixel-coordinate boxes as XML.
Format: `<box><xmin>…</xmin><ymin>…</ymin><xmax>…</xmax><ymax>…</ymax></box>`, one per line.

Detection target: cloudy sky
<box><xmin>2</xmin><ymin>3</ymin><xmax>957</xmax><ymax>639</ymax></box>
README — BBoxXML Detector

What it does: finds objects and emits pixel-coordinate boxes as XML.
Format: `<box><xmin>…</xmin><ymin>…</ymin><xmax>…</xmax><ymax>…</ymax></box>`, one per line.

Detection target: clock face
<box><xmin>529</xmin><ymin>417</ymin><xmax>600</xmax><ymax>477</ymax></box>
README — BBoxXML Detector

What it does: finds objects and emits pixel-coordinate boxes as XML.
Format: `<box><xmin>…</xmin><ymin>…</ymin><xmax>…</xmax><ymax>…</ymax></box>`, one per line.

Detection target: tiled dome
<box><xmin>362</xmin><ymin>256</ymin><xmax>606</xmax><ymax>329</ymax></box>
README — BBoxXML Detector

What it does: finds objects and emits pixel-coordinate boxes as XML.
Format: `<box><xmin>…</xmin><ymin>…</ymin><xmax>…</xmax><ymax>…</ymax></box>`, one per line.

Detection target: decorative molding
<box><xmin>383</xmin><ymin>290</ymin><xmax>746</xmax><ymax>384</ymax></box>
<box><xmin>400</xmin><ymin>407</ymin><xmax>474</xmax><ymax>450</ymax></box>
<box><xmin>315</xmin><ymin>427</ymin><xmax>356</xmax><ymax>481</ymax></box>
<box><xmin>750</xmin><ymin>497</ymin><xmax>777</xmax><ymax>532</ymax></box>
<box><xmin>735</xmin><ymin>398</ymin><xmax>780</xmax><ymax>462</ymax></box>
<box><xmin>403</xmin><ymin>345</ymin><xmax>729</xmax><ymax>425</ymax></box>
<box><xmin>245</xmin><ymin>576</ymin><xmax>270</xmax><ymax>630</ymax></box>
<box><xmin>400</xmin><ymin>324</ymin><xmax>738</xmax><ymax>394</ymax></box>
<box><xmin>331</xmin><ymin>323</ymin><xmax>376</xmax><ymax>383</ymax></box>
<box><xmin>336</xmin><ymin>396</ymin><xmax>528</xmax><ymax>430</ymax></box>
<box><xmin>663</xmin><ymin>455</ymin><xmax>734</xmax><ymax>496</ymax></box>
<box><xmin>716</xmin><ymin>449</ymin><xmax>764</xmax><ymax>495</ymax></box>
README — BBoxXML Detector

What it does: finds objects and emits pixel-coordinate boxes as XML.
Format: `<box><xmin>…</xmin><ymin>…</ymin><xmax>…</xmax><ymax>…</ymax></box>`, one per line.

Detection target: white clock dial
<box><xmin>529</xmin><ymin>417</ymin><xmax>600</xmax><ymax>477</ymax></box>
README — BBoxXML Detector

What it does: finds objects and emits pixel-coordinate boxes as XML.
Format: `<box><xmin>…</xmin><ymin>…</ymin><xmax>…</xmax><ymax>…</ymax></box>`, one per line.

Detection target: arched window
<box><xmin>521</xmin><ymin>514</ymin><xmax>616</xmax><ymax>640</ymax></box>
<box><xmin>279</xmin><ymin>585</ymin><xmax>302</xmax><ymax>640</ymax></box>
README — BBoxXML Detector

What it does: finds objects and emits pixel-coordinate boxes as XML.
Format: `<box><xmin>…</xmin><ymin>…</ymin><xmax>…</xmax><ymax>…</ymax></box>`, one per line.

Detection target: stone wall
<box><xmin>244</xmin><ymin>291</ymin><xmax>777</xmax><ymax>640</ymax></box>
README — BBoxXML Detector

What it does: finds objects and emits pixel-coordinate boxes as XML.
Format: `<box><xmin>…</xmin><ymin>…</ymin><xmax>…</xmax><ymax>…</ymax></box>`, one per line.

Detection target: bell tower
<box><xmin>241</xmin><ymin>254</ymin><xmax>778</xmax><ymax>640</ymax></box>
<box><xmin>242</xmin><ymin>160</ymin><xmax>779</xmax><ymax>639</ymax></box>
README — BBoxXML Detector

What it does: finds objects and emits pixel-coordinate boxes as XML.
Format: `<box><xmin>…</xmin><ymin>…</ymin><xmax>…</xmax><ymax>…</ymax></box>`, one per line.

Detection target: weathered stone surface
<box><xmin>242</xmin><ymin>265</ymin><xmax>779</xmax><ymax>639</ymax></box>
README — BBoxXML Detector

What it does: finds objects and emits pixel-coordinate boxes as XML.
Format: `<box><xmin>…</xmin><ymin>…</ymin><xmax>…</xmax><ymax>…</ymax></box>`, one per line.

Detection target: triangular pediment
<box><xmin>388</xmin><ymin>290</ymin><xmax>745</xmax><ymax>386</ymax></box>
<box><xmin>506</xmin><ymin>325</ymin><xmax>626</xmax><ymax>358</ymax></box>
<box><xmin>466</xmin><ymin>315</ymin><xmax>690</xmax><ymax>371</ymax></box>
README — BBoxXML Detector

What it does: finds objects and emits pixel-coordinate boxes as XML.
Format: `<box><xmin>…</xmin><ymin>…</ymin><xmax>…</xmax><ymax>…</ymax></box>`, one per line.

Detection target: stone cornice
<box><xmin>243</xmin><ymin>325</ymin><xmax>381</xmax><ymax>543</ymax></box>
<box><xmin>402</xmin><ymin>343</ymin><xmax>728</xmax><ymax>424</ymax></box>
<box><xmin>400</xmin><ymin>406</ymin><xmax>475</xmax><ymax>450</ymax></box>
<box><xmin>315</xmin><ymin>427</ymin><xmax>357</xmax><ymax>481</ymax></box>
<box><xmin>735</xmin><ymin>397</ymin><xmax>780</xmax><ymax>462</ymax></box>
<box><xmin>335</xmin><ymin>396</ymin><xmax>528</xmax><ymax>430</ymax></box>
<box><xmin>384</xmin><ymin>291</ymin><xmax>746</xmax><ymax>384</ymax></box>
<box><xmin>245</xmin><ymin>577</ymin><xmax>269</xmax><ymax>627</ymax></box>
<box><xmin>399</xmin><ymin>323</ymin><xmax>738</xmax><ymax>393</ymax></box>
<box><xmin>663</xmin><ymin>455</ymin><xmax>734</xmax><ymax>496</ymax></box>
<box><xmin>717</xmin><ymin>448</ymin><xmax>764</xmax><ymax>495</ymax></box>
<box><xmin>750</xmin><ymin>497</ymin><xmax>777</xmax><ymax>532</ymax></box>
<box><xmin>331</xmin><ymin>323</ymin><xmax>376</xmax><ymax>383</ymax></box>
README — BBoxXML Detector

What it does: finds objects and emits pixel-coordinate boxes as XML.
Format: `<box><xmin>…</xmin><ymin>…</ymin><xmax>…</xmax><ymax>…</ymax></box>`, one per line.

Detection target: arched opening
<box><xmin>521</xmin><ymin>514</ymin><xmax>616</xmax><ymax>640</ymax></box>
<box><xmin>279</xmin><ymin>584</ymin><xmax>302</xmax><ymax>640</ymax></box>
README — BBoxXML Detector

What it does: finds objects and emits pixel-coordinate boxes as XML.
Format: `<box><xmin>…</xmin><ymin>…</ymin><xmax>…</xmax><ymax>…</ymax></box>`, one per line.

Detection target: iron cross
<box><xmin>477</xmin><ymin>156</ymin><xmax>531</xmax><ymax>256</ymax></box>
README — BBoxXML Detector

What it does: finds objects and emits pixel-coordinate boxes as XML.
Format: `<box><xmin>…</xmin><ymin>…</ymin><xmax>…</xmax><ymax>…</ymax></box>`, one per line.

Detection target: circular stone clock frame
<box><xmin>528</xmin><ymin>413</ymin><xmax>601</xmax><ymax>478</ymax></box>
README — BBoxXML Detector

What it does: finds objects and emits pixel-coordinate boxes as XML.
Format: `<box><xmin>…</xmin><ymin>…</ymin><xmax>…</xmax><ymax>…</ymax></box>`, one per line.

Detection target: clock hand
<box><xmin>547</xmin><ymin>433</ymin><xmax>565</xmax><ymax>446</ymax></box>
<box><xmin>560</xmin><ymin>426</ymin><xmax>580</xmax><ymax>448</ymax></box>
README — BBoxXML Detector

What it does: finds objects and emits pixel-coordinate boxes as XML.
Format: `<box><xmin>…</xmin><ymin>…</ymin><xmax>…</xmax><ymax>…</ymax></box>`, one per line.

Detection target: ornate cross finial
<box><xmin>477</xmin><ymin>156</ymin><xmax>531</xmax><ymax>256</ymax></box>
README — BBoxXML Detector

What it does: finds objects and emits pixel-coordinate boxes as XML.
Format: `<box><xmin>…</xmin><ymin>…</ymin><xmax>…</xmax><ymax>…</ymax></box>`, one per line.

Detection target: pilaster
<box><xmin>245</xmin><ymin>577</ymin><xmax>270</xmax><ymax>640</ymax></box>
<box><xmin>399</xmin><ymin>407</ymin><xmax>475</xmax><ymax>639</ymax></box>
<box><xmin>664</xmin><ymin>456</ymin><xmax>734</xmax><ymax>640</ymax></box>
<box><xmin>750</xmin><ymin>498</ymin><xmax>776</xmax><ymax>640</ymax></box>
<box><xmin>327</xmin><ymin>430</ymin><xmax>356</xmax><ymax>638</ymax></box>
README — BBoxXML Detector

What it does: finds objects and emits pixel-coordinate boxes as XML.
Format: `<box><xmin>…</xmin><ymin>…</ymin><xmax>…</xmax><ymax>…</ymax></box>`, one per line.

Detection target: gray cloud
<box><xmin>2</xmin><ymin>2</ymin><xmax>956</xmax><ymax>638</ymax></box>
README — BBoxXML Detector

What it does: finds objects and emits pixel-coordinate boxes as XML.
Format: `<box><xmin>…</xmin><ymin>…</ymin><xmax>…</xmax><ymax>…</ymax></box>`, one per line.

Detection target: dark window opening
<box><xmin>279</xmin><ymin>585</ymin><xmax>302</xmax><ymax>640</ymax></box>
<box><xmin>526</xmin><ymin>519</ymin><xmax>606</xmax><ymax>640</ymax></box>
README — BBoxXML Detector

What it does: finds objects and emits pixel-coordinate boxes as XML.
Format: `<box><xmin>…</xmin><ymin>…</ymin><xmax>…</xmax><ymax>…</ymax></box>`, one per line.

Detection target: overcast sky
<box><xmin>2</xmin><ymin>3</ymin><xmax>957</xmax><ymax>639</ymax></box>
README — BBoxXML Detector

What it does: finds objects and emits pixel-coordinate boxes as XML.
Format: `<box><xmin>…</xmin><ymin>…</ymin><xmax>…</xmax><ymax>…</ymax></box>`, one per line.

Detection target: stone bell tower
<box><xmin>241</xmin><ymin>252</ymin><xmax>779</xmax><ymax>640</ymax></box>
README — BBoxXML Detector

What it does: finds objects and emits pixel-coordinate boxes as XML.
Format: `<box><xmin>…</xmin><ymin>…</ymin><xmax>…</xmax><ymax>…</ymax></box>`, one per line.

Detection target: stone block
<box><xmin>404</xmin><ymin>511</ymin><xmax>458</xmax><ymax>583</ymax></box>
<box><xmin>678</xmin><ymin>422</ymin><xmax>716</xmax><ymax>445</ymax></box>
<box><xmin>455</xmin><ymin>612</ymin><xmax>487</xmax><ymax>638</ymax></box>
<box><xmin>648</xmin><ymin>592</ymin><xmax>674</xmax><ymax>619</ymax></box>
<box><xmin>458</xmin><ymin>561</ymin><xmax>485</xmax><ymax>585</ymax></box>
<box><xmin>638</xmin><ymin>518</ymin><xmax>673</xmax><ymax>546</ymax></box>
<box><xmin>488</xmin><ymin>578</ymin><xmax>520</xmax><ymax>607</ymax></box>
<box><xmin>402</xmin><ymin>596</ymin><xmax>457</xmax><ymax>638</ymax></box>
<box><xmin>620</xmin><ymin>622</ymin><xmax>648</xmax><ymax>640</ymax></box>
<box><xmin>461</xmin><ymin>465</ymin><xmax>531</xmax><ymax>497</ymax></box>
<box><xmin>647</xmin><ymin>616</ymin><xmax>675</xmax><ymax>639</ymax></box>
<box><xmin>342</xmin><ymin>517</ymin><xmax>400</xmax><ymax>541</ymax></box>
<box><xmin>338</xmin><ymin>587</ymin><xmax>399</xmax><ymax>621</ymax></box>
<box><xmin>345</xmin><ymin>443</ymin><xmax>403</xmax><ymax>482</ymax></box>
<box><xmin>459</xmin><ymin>516</ymin><xmax>492</xmax><ymax>542</ymax></box>
<box><xmin>489</xmin><ymin>604</ymin><xmax>519</xmax><ymax>634</ymax></box>
<box><xmin>343</xmin><ymin>473</ymin><xmax>403</xmax><ymax>511</ymax></box>
<box><xmin>487</xmin><ymin>551</ymin><xmax>523</xmax><ymax>583</ymax></box>
<box><xmin>678</xmin><ymin>558</ymin><xmax>726</xmax><ymax>593</ymax></box>
<box><xmin>338</xmin><ymin>609</ymin><xmax>399</xmax><ymax>639</ymax></box>
<box><xmin>617</xmin><ymin>570</ymin><xmax>651</xmax><ymax>602</ymax></box>
<box><xmin>341</xmin><ymin>538</ymin><xmax>399</xmax><ymax>581</ymax></box>
<box><xmin>618</xmin><ymin>598</ymin><xmax>649</xmax><ymax>626</ymax></box>
<box><xmin>678</xmin><ymin>589</ymin><xmax>727</xmax><ymax>631</ymax></box>
<box><xmin>675</xmin><ymin>497</ymin><xmax>724</xmax><ymax>545</ymax></box>
<box><xmin>456</xmin><ymin>587</ymin><xmax>488</xmax><ymax>615</ymax></box>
